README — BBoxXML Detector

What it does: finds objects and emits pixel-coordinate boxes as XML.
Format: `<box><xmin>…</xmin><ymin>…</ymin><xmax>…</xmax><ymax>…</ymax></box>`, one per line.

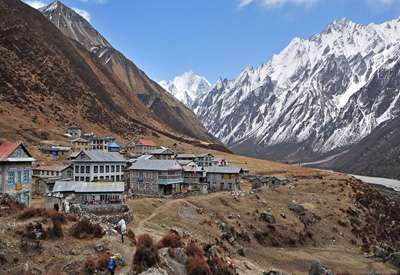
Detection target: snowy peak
<box><xmin>40</xmin><ymin>1</ymin><xmax>111</xmax><ymax>50</ymax></box>
<box><xmin>194</xmin><ymin>16</ymin><xmax>400</xmax><ymax>162</ymax></box>
<box><xmin>159</xmin><ymin>71</ymin><xmax>212</xmax><ymax>108</ymax></box>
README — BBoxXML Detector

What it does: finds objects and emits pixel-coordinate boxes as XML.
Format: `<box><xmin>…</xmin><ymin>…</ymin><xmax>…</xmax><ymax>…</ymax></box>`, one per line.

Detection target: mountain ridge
<box><xmin>40</xmin><ymin>0</ymin><xmax>216</xmax><ymax>143</ymax></box>
<box><xmin>193</xmin><ymin>16</ymin><xmax>400</xmax><ymax>163</ymax></box>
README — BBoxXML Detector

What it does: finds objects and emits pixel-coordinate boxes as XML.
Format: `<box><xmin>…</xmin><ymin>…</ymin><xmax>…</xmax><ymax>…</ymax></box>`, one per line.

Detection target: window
<box><xmin>94</xmin><ymin>166</ymin><xmax>98</xmax><ymax>173</ymax></box>
<box><xmin>7</xmin><ymin>170</ymin><xmax>15</xmax><ymax>187</ymax></box>
<box><xmin>51</xmin><ymin>171</ymin><xmax>54</xmax><ymax>176</ymax></box>
<box><xmin>106</xmin><ymin>166</ymin><xmax>110</xmax><ymax>173</ymax></box>
<box><xmin>80</xmin><ymin>166</ymin><xmax>84</xmax><ymax>173</ymax></box>
<box><xmin>23</xmin><ymin>169</ymin><xmax>30</xmax><ymax>184</ymax></box>
<box><xmin>47</xmin><ymin>171</ymin><xmax>50</xmax><ymax>176</ymax></box>
<box><xmin>116</xmin><ymin>165</ymin><xmax>120</xmax><ymax>172</ymax></box>
<box><xmin>121</xmin><ymin>175</ymin><xmax>124</xmax><ymax>180</ymax></box>
<box><xmin>100</xmin><ymin>166</ymin><xmax>104</xmax><ymax>173</ymax></box>
<box><xmin>106</xmin><ymin>176</ymin><xmax>109</xmax><ymax>180</ymax></box>
<box><xmin>86</xmin><ymin>166</ymin><xmax>90</xmax><ymax>173</ymax></box>
<box><xmin>85</xmin><ymin>177</ymin><xmax>90</xmax><ymax>182</ymax></box>
<box><xmin>75</xmin><ymin>176</ymin><xmax>79</xmax><ymax>181</ymax></box>
<box><xmin>100</xmin><ymin>176</ymin><xmax>104</xmax><ymax>180</ymax></box>
<box><xmin>94</xmin><ymin>176</ymin><xmax>98</xmax><ymax>181</ymax></box>
<box><xmin>116</xmin><ymin>175</ymin><xmax>120</xmax><ymax>181</ymax></box>
<box><xmin>111</xmin><ymin>165</ymin><xmax>115</xmax><ymax>173</ymax></box>
<box><xmin>111</xmin><ymin>175</ymin><xmax>115</xmax><ymax>181</ymax></box>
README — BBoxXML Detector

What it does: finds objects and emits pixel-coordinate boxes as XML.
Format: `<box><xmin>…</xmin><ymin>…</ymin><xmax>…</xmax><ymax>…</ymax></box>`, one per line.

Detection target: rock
<box><xmin>263</xmin><ymin>270</ymin><xmax>289</xmax><ymax>275</ymax></box>
<box><xmin>95</xmin><ymin>243</ymin><xmax>105</xmax><ymax>252</ymax></box>
<box><xmin>308</xmin><ymin>260</ymin><xmax>334</xmax><ymax>275</ymax></box>
<box><xmin>260</xmin><ymin>211</ymin><xmax>276</xmax><ymax>223</ymax></box>
<box><xmin>288</xmin><ymin>203</ymin><xmax>306</xmax><ymax>216</ymax></box>
<box><xmin>174</xmin><ymin>247</ymin><xmax>187</xmax><ymax>265</ymax></box>
<box><xmin>280</xmin><ymin>213</ymin><xmax>286</xmax><ymax>219</ymax></box>
<box><xmin>63</xmin><ymin>260</ymin><xmax>81</xmax><ymax>274</ymax></box>
<box><xmin>138</xmin><ymin>267</ymin><xmax>169</xmax><ymax>275</ymax></box>
<box><xmin>373</xmin><ymin>246</ymin><xmax>389</xmax><ymax>259</ymax></box>
<box><xmin>388</xmin><ymin>252</ymin><xmax>400</xmax><ymax>268</ymax></box>
<box><xmin>208</xmin><ymin>245</ymin><xmax>221</xmax><ymax>258</ymax></box>
<box><xmin>237</xmin><ymin>247</ymin><xmax>245</xmax><ymax>256</ymax></box>
<box><xmin>69</xmin><ymin>249</ymin><xmax>78</xmax><ymax>255</ymax></box>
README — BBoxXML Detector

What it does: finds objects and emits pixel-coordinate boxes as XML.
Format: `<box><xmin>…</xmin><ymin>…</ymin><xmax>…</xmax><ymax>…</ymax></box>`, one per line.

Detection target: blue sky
<box><xmin>25</xmin><ymin>0</ymin><xmax>400</xmax><ymax>83</ymax></box>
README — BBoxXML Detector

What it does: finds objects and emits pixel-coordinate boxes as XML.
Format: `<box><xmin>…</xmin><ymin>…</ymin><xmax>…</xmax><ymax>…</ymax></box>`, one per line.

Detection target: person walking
<box><xmin>107</xmin><ymin>255</ymin><xmax>117</xmax><ymax>275</ymax></box>
<box><xmin>117</xmin><ymin>218</ymin><xmax>126</xmax><ymax>243</ymax></box>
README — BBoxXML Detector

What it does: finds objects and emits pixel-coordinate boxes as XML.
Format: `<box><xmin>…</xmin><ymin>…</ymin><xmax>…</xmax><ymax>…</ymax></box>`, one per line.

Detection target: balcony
<box><xmin>158</xmin><ymin>176</ymin><xmax>183</xmax><ymax>185</ymax></box>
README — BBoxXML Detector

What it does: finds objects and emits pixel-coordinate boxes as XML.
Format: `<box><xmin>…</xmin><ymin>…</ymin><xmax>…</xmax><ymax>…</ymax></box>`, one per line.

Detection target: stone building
<box><xmin>72</xmin><ymin>150</ymin><xmax>127</xmax><ymax>182</ymax></box>
<box><xmin>0</xmin><ymin>142</ymin><xmax>35</xmax><ymax>207</ymax></box>
<box><xmin>204</xmin><ymin>166</ymin><xmax>242</xmax><ymax>192</ymax></box>
<box><xmin>126</xmin><ymin>160</ymin><xmax>183</xmax><ymax>196</ymax></box>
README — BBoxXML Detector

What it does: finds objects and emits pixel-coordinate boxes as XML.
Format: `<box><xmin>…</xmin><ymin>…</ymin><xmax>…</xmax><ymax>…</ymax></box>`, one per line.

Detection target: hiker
<box><xmin>107</xmin><ymin>255</ymin><xmax>117</xmax><ymax>275</ymax></box>
<box><xmin>117</xmin><ymin>218</ymin><xmax>126</xmax><ymax>243</ymax></box>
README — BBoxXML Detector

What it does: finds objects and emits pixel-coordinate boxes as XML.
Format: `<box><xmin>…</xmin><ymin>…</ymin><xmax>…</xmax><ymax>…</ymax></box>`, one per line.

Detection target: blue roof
<box><xmin>108</xmin><ymin>142</ymin><xmax>120</xmax><ymax>148</ymax></box>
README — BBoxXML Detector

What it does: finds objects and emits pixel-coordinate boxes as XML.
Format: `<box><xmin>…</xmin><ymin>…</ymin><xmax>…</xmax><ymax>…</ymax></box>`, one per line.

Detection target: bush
<box><xmin>71</xmin><ymin>219</ymin><xmax>104</xmax><ymax>239</ymax></box>
<box><xmin>186</xmin><ymin>241</ymin><xmax>204</xmax><ymax>257</ymax></box>
<box><xmin>48</xmin><ymin>220</ymin><xmax>64</xmax><ymax>239</ymax></box>
<box><xmin>157</xmin><ymin>231</ymin><xmax>183</xmax><ymax>249</ymax></box>
<box><xmin>133</xmin><ymin>234</ymin><xmax>159</xmax><ymax>273</ymax></box>
<box><xmin>127</xmin><ymin>229</ymin><xmax>136</xmax><ymax>245</ymax></box>
<box><xmin>83</xmin><ymin>257</ymin><xmax>97</xmax><ymax>274</ymax></box>
<box><xmin>186</xmin><ymin>256</ymin><xmax>211</xmax><ymax>275</ymax></box>
<box><xmin>17</xmin><ymin>207</ymin><xmax>46</xmax><ymax>220</ymax></box>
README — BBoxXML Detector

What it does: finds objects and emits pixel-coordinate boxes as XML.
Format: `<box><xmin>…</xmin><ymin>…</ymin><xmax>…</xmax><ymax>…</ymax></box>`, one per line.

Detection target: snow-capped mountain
<box><xmin>159</xmin><ymin>71</ymin><xmax>211</xmax><ymax>108</ymax></box>
<box><xmin>193</xmin><ymin>18</ymin><xmax>400</xmax><ymax>161</ymax></box>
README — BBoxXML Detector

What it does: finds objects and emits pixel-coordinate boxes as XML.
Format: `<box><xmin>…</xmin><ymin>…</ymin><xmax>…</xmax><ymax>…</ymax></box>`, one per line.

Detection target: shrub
<box><xmin>17</xmin><ymin>207</ymin><xmax>45</xmax><ymax>220</ymax></box>
<box><xmin>186</xmin><ymin>241</ymin><xmax>204</xmax><ymax>257</ymax></box>
<box><xmin>133</xmin><ymin>234</ymin><xmax>159</xmax><ymax>273</ymax></box>
<box><xmin>71</xmin><ymin>219</ymin><xmax>104</xmax><ymax>239</ymax></box>
<box><xmin>49</xmin><ymin>220</ymin><xmax>64</xmax><ymax>239</ymax></box>
<box><xmin>127</xmin><ymin>229</ymin><xmax>136</xmax><ymax>244</ymax></box>
<box><xmin>186</xmin><ymin>256</ymin><xmax>211</xmax><ymax>275</ymax></box>
<box><xmin>157</xmin><ymin>231</ymin><xmax>183</xmax><ymax>249</ymax></box>
<box><xmin>83</xmin><ymin>257</ymin><xmax>97</xmax><ymax>274</ymax></box>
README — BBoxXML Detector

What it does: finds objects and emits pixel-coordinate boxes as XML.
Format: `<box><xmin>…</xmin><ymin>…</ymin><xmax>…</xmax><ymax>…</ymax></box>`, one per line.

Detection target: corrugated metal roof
<box><xmin>149</xmin><ymin>147</ymin><xmax>174</xmax><ymax>155</ymax></box>
<box><xmin>34</xmin><ymin>164</ymin><xmax>72</xmax><ymax>172</ymax></box>
<box><xmin>128</xmin><ymin>160</ymin><xmax>182</xmax><ymax>171</ymax></box>
<box><xmin>204</xmin><ymin>166</ymin><xmax>242</xmax><ymax>174</ymax></box>
<box><xmin>74</xmin><ymin>150</ymin><xmax>126</xmax><ymax>162</ymax></box>
<box><xmin>176</xmin><ymin>154</ymin><xmax>196</xmax><ymax>159</ymax></box>
<box><xmin>53</xmin><ymin>181</ymin><xmax>124</xmax><ymax>193</ymax></box>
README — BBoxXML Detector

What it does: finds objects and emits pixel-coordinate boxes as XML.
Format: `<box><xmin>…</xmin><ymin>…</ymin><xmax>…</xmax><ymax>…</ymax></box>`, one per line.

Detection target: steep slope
<box><xmin>40</xmin><ymin>1</ymin><xmax>213</xmax><ymax>142</ymax></box>
<box><xmin>322</xmin><ymin>116</ymin><xmax>400</xmax><ymax>179</ymax></box>
<box><xmin>193</xmin><ymin>18</ymin><xmax>400</xmax><ymax>162</ymax></box>
<box><xmin>0</xmin><ymin>0</ymin><xmax>217</xmax><ymax>149</ymax></box>
<box><xmin>159</xmin><ymin>71</ymin><xmax>211</xmax><ymax>108</ymax></box>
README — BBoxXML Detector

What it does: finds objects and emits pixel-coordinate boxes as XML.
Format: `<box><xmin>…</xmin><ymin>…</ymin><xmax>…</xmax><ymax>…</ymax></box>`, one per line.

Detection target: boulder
<box><xmin>373</xmin><ymin>246</ymin><xmax>389</xmax><ymax>259</ymax></box>
<box><xmin>138</xmin><ymin>267</ymin><xmax>169</xmax><ymax>275</ymax></box>
<box><xmin>260</xmin><ymin>212</ymin><xmax>276</xmax><ymax>224</ymax></box>
<box><xmin>288</xmin><ymin>203</ymin><xmax>306</xmax><ymax>216</ymax></box>
<box><xmin>174</xmin><ymin>247</ymin><xmax>187</xmax><ymax>265</ymax></box>
<box><xmin>388</xmin><ymin>252</ymin><xmax>400</xmax><ymax>268</ymax></box>
<box><xmin>308</xmin><ymin>260</ymin><xmax>334</xmax><ymax>275</ymax></box>
<box><xmin>263</xmin><ymin>270</ymin><xmax>289</xmax><ymax>275</ymax></box>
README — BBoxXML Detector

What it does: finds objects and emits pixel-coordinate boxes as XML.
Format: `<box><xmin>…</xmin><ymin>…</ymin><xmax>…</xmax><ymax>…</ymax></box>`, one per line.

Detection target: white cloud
<box><xmin>239</xmin><ymin>0</ymin><xmax>319</xmax><ymax>8</ymax></box>
<box><xmin>23</xmin><ymin>0</ymin><xmax>47</xmax><ymax>9</ymax></box>
<box><xmin>72</xmin><ymin>7</ymin><xmax>91</xmax><ymax>22</ymax></box>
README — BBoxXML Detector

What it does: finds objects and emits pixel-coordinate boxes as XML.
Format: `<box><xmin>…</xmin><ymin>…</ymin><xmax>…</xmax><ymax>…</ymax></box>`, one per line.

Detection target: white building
<box><xmin>72</xmin><ymin>150</ymin><xmax>127</xmax><ymax>182</ymax></box>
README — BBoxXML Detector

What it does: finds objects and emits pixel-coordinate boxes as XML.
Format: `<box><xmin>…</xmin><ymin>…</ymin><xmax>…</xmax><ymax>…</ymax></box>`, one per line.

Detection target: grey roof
<box><xmin>204</xmin><ymin>166</ymin><xmax>242</xmax><ymax>174</ymax></box>
<box><xmin>176</xmin><ymin>160</ymin><xmax>194</xmax><ymax>166</ymax></box>
<box><xmin>149</xmin><ymin>148</ymin><xmax>174</xmax><ymax>155</ymax></box>
<box><xmin>176</xmin><ymin>154</ymin><xmax>196</xmax><ymax>159</ymax></box>
<box><xmin>74</xmin><ymin>150</ymin><xmax>126</xmax><ymax>162</ymax></box>
<box><xmin>53</xmin><ymin>181</ymin><xmax>124</xmax><ymax>193</ymax></box>
<box><xmin>128</xmin><ymin>160</ymin><xmax>182</xmax><ymax>171</ymax></box>
<box><xmin>197</xmin><ymin>153</ymin><xmax>214</xmax><ymax>158</ymax></box>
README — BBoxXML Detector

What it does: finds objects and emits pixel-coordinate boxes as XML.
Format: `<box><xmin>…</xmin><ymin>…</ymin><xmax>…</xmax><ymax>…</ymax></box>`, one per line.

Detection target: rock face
<box><xmin>308</xmin><ymin>260</ymin><xmax>334</xmax><ymax>275</ymax></box>
<box><xmin>193</xmin><ymin>18</ymin><xmax>400</xmax><ymax>163</ymax></box>
<box><xmin>40</xmin><ymin>1</ymin><xmax>215</xmax><ymax>142</ymax></box>
<box><xmin>159</xmin><ymin>71</ymin><xmax>211</xmax><ymax>108</ymax></box>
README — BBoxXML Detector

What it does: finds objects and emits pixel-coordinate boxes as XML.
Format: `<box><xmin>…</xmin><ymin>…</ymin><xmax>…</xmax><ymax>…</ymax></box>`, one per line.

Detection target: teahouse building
<box><xmin>0</xmin><ymin>143</ymin><xmax>35</xmax><ymax>207</ymax></box>
<box><xmin>127</xmin><ymin>139</ymin><xmax>157</xmax><ymax>156</ymax></box>
<box><xmin>204</xmin><ymin>166</ymin><xmax>242</xmax><ymax>192</ymax></box>
<box><xmin>72</xmin><ymin>150</ymin><xmax>127</xmax><ymax>182</ymax></box>
<box><xmin>127</xmin><ymin>160</ymin><xmax>183</xmax><ymax>196</ymax></box>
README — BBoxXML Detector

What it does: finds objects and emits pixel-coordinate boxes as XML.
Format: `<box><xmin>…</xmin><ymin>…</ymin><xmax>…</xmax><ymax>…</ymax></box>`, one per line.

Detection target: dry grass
<box><xmin>70</xmin><ymin>219</ymin><xmax>104</xmax><ymax>239</ymax></box>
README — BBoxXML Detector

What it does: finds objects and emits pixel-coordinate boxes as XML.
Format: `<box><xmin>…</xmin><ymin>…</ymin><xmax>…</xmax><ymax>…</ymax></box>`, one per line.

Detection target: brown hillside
<box><xmin>0</xmin><ymin>0</ymin><xmax>218</xmax><ymax>148</ymax></box>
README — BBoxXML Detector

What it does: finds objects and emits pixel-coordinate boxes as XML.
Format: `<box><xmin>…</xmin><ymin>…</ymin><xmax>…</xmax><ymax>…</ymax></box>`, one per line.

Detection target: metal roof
<box><xmin>176</xmin><ymin>154</ymin><xmax>196</xmax><ymax>159</ymax></box>
<box><xmin>149</xmin><ymin>147</ymin><xmax>174</xmax><ymax>155</ymax></box>
<box><xmin>74</xmin><ymin>150</ymin><xmax>126</xmax><ymax>162</ymax></box>
<box><xmin>34</xmin><ymin>164</ymin><xmax>72</xmax><ymax>172</ymax></box>
<box><xmin>53</xmin><ymin>181</ymin><xmax>124</xmax><ymax>193</ymax></box>
<box><xmin>128</xmin><ymin>160</ymin><xmax>182</xmax><ymax>171</ymax></box>
<box><xmin>204</xmin><ymin>166</ymin><xmax>242</xmax><ymax>174</ymax></box>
